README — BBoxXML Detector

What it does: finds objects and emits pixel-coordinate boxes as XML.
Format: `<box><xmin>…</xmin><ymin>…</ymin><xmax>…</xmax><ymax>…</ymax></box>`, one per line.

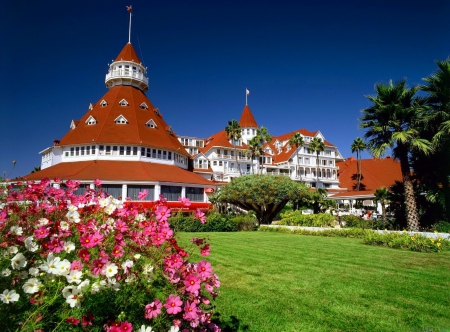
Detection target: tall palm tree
<box><xmin>360</xmin><ymin>79</ymin><xmax>431</xmax><ymax>231</ymax></box>
<box><xmin>309</xmin><ymin>137</ymin><xmax>325</xmax><ymax>188</ymax></box>
<box><xmin>421</xmin><ymin>58</ymin><xmax>450</xmax><ymax>221</ymax></box>
<box><xmin>246</xmin><ymin>136</ymin><xmax>263</xmax><ymax>174</ymax></box>
<box><xmin>374</xmin><ymin>186</ymin><xmax>390</xmax><ymax>224</ymax></box>
<box><xmin>225</xmin><ymin>120</ymin><xmax>242</xmax><ymax>175</ymax></box>
<box><xmin>255</xmin><ymin>126</ymin><xmax>272</xmax><ymax>145</ymax></box>
<box><xmin>288</xmin><ymin>132</ymin><xmax>305</xmax><ymax>180</ymax></box>
<box><xmin>351</xmin><ymin>137</ymin><xmax>367</xmax><ymax>191</ymax></box>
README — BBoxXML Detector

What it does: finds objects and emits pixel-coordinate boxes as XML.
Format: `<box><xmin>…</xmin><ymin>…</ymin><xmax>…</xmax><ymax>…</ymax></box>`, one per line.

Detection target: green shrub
<box><xmin>169</xmin><ymin>212</ymin><xmax>238</xmax><ymax>232</ymax></box>
<box><xmin>278</xmin><ymin>211</ymin><xmax>335</xmax><ymax>227</ymax></box>
<box><xmin>432</xmin><ymin>221</ymin><xmax>450</xmax><ymax>233</ymax></box>
<box><xmin>259</xmin><ymin>226</ymin><xmax>368</xmax><ymax>238</ymax></box>
<box><xmin>341</xmin><ymin>214</ymin><xmax>385</xmax><ymax>230</ymax></box>
<box><xmin>362</xmin><ymin>231</ymin><xmax>450</xmax><ymax>252</ymax></box>
<box><xmin>230</xmin><ymin>213</ymin><xmax>258</xmax><ymax>231</ymax></box>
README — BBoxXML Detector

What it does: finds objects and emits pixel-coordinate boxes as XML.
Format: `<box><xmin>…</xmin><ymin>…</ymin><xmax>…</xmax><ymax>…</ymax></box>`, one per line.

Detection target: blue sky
<box><xmin>1</xmin><ymin>0</ymin><xmax>448</xmax><ymax>178</ymax></box>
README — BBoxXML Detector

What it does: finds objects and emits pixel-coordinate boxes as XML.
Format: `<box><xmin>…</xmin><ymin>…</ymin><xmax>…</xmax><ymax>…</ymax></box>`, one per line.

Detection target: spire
<box><xmin>239</xmin><ymin>105</ymin><xmax>258</xmax><ymax>128</ymax></box>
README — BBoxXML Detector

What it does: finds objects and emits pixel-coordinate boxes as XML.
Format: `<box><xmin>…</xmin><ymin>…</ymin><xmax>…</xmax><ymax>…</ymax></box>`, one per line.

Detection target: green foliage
<box><xmin>278</xmin><ymin>211</ymin><xmax>335</xmax><ymax>227</ymax></box>
<box><xmin>362</xmin><ymin>231</ymin><xmax>450</xmax><ymax>253</ymax></box>
<box><xmin>219</xmin><ymin>175</ymin><xmax>309</xmax><ymax>225</ymax></box>
<box><xmin>170</xmin><ymin>212</ymin><xmax>237</xmax><ymax>232</ymax></box>
<box><xmin>432</xmin><ymin>221</ymin><xmax>450</xmax><ymax>233</ymax></box>
<box><xmin>259</xmin><ymin>226</ymin><xmax>368</xmax><ymax>238</ymax></box>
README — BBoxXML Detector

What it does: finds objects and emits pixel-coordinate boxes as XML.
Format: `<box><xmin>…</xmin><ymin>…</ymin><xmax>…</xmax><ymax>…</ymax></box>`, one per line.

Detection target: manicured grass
<box><xmin>177</xmin><ymin>232</ymin><xmax>450</xmax><ymax>332</ymax></box>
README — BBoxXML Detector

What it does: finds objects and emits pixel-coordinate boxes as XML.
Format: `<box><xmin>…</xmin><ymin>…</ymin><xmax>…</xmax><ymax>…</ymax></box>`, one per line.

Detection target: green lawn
<box><xmin>177</xmin><ymin>232</ymin><xmax>450</xmax><ymax>332</ymax></box>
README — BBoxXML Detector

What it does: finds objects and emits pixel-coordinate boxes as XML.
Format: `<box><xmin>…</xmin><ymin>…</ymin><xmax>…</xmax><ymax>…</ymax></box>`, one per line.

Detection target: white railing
<box><xmin>105</xmin><ymin>71</ymin><xmax>149</xmax><ymax>85</ymax></box>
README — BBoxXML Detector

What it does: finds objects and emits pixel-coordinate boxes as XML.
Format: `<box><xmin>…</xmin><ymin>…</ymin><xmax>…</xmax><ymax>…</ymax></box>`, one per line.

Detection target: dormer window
<box><xmin>70</xmin><ymin>120</ymin><xmax>78</xmax><ymax>130</ymax></box>
<box><xmin>100</xmin><ymin>100</ymin><xmax>108</xmax><ymax>107</ymax></box>
<box><xmin>114</xmin><ymin>115</ymin><xmax>128</xmax><ymax>124</ymax></box>
<box><xmin>140</xmin><ymin>102</ymin><xmax>148</xmax><ymax>110</ymax></box>
<box><xmin>146</xmin><ymin>119</ymin><xmax>157</xmax><ymax>128</ymax></box>
<box><xmin>153</xmin><ymin>108</ymin><xmax>160</xmax><ymax>115</ymax></box>
<box><xmin>167</xmin><ymin>126</ymin><xmax>173</xmax><ymax>135</ymax></box>
<box><xmin>119</xmin><ymin>99</ymin><xmax>129</xmax><ymax>106</ymax></box>
<box><xmin>88</xmin><ymin>103</ymin><xmax>94</xmax><ymax>110</ymax></box>
<box><xmin>85</xmin><ymin>116</ymin><xmax>97</xmax><ymax>125</ymax></box>
<box><xmin>286</xmin><ymin>145</ymin><xmax>291</xmax><ymax>152</ymax></box>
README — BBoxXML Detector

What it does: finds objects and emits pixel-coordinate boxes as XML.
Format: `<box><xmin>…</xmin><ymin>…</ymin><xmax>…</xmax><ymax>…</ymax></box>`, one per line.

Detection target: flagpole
<box><xmin>128</xmin><ymin>6</ymin><xmax>132</xmax><ymax>43</ymax></box>
<box><xmin>246</xmin><ymin>88</ymin><xmax>248</xmax><ymax>105</ymax></box>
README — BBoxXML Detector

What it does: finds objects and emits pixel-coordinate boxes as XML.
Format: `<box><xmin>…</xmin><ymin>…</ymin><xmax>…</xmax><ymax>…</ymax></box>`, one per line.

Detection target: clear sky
<box><xmin>1</xmin><ymin>0</ymin><xmax>448</xmax><ymax>178</ymax></box>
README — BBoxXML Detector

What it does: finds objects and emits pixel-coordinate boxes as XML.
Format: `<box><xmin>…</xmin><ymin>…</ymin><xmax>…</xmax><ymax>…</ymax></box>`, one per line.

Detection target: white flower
<box><xmin>18</xmin><ymin>271</ymin><xmax>28</xmax><ymax>279</ymax></box>
<box><xmin>103</xmin><ymin>263</ymin><xmax>118</xmax><ymax>278</ymax></box>
<box><xmin>107</xmin><ymin>278</ymin><xmax>120</xmax><ymax>291</ymax></box>
<box><xmin>169</xmin><ymin>327</ymin><xmax>180</xmax><ymax>332</ymax></box>
<box><xmin>59</xmin><ymin>220</ymin><xmax>69</xmax><ymax>230</ymax></box>
<box><xmin>143</xmin><ymin>264</ymin><xmax>154</xmax><ymax>275</ymax></box>
<box><xmin>121</xmin><ymin>260</ymin><xmax>133</xmax><ymax>273</ymax></box>
<box><xmin>125</xmin><ymin>274</ymin><xmax>136</xmax><ymax>283</ymax></box>
<box><xmin>0</xmin><ymin>289</ymin><xmax>20</xmax><ymax>304</ymax></box>
<box><xmin>62</xmin><ymin>285</ymin><xmax>76</xmax><ymax>299</ymax></box>
<box><xmin>77</xmin><ymin>279</ymin><xmax>90</xmax><ymax>292</ymax></box>
<box><xmin>39</xmin><ymin>253</ymin><xmax>61</xmax><ymax>275</ymax></box>
<box><xmin>23</xmin><ymin>278</ymin><xmax>42</xmax><ymax>294</ymax></box>
<box><xmin>24</xmin><ymin>237</ymin><xmax>39</xmax><ymax>252</ymax></box>
<box><xmin>134</xmin><ymin>254</ymin><xmax>141</xmax><ymax>260</ymax></box>
<box><xmin>66</xmin><ymin>205</ymin><xmax>80</xmax><ymax>223</ymax></box>
<box><xmin>56</xmin><ymin>259</ymin><xmax>71</xmax><ymax>276</ymax></box>
<box><xmin>11</xmin><ymin>253</ymin><xmax>27</xmax><ymax>270</ymax></box>
<box><xmin>106</xmin><ymin>218</ymin><xmax>115</xmax><ymax>226</ymax></box>
<box><xmin>29</xmin><ymin>267</ymin><xmax>40</xmax><ymax>277</ymax></box>
<box><xmin>10</xmin><ymin>226</ymin><xmax>23</xmax><ymax>236</ymax></box>
<box><xmin>135</xmin><ymin>214</ymin><xmax>146</xmax><ymax>222</ymax></box>
<box><xmin>66</xmin><ymin>270</ymin><xmax>83</xmax><ymax>284</ymax></box>
<box><xmin>63</xmin><ymin>241</ymin><xmax>75</xmax><ymax>253</ymax></box>
<box><xmin>7</xmin><ymin>246</ymin><xmax>18</xmax><ymax>255</ymax></box>
<box><xmin>140</xmin><ymin>325</ymin><xmax>154</xmax><ymax>332</ymax></box>
<box><xmin>1</xmin><ymin>268</ymin><xmax>11</xmax><ymax>277</ymax></box>
<box><xmin>91</xmin><ymin>282</ymin><xmax>103</xmax><ymax>294</ymax></box>
<box><xmin>104</xmin><ymin>204</ymin><xmax>116</xmax><ymax>215</ymax></box>
<box><xmin>37</xmin><ymin>218</ymin><xmax>49</xmax><ymax>226</ymax></box>
<box><xmin>66</xmin><ymin>292</ymin><xmax>81</xmax><ymax>308</ymax></box>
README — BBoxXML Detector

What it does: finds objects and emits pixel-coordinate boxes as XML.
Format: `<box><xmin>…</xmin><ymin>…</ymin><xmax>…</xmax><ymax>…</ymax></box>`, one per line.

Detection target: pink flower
<box><xmin>70</xmin><ymin>260</ymin><xmax>83</xmax><ymax>271</ymax></box>
<box><xmin>115</xmin><ymin>220</ymin><xmax>129</xmax><ymax>232</ymax></box>
<box><xmin>164</xmin><ymin>294</ymin><xmax>183</xmax><ymax>314</ymax></box>
<box><xmin>155</xmin><ymin>205</ymin><xmax>171</xmax><ymax>222</ymax></box>
<box><xmin>165</xmin><ymin>254</ymin><xmax>184</xmax><ymax>269</ymax></box>
<box><xmin>82</xmin><ymin>312</ymin><xmax>94</xmax><ymax>326</ymax></box>
<box><xmin>80</xmin><ymin>234</ymin><xmax>95</xmax><ymax>248</ymax></box>
<box><xmin>195</xmin><ymin>209</ymin><xmax>207</xmax><ymax>224</ymax></box>
<box><xmin>65</xmin><ymin>316</ymin><xmax>80</xmax><ymax>325</ymax></box>
<box><xmin>111</xmin><ymin>245</ymin><xmax>124</xmax><ymax>258</ymax></box>
<box><xmin>200</xmin><ymin>244</ymin><xmax>210</xmax><ymax>256</ymax></box>
<box><xmin>138</xmin><ymin>190</ymin><xmax>148</xmax><ymax>200</ymax></box>
<box><xmin>91</xmin><ymin>258</ymin><xmax>107</xmax><ymax>276</ymax></box>
<box><xmin>183</xmin><ymin>301</ymin><xmax>199</xmax><ymax>321</ymax></box>
<box><xmin>34</xmin><ymin>226</ymin><xmax>50</xmax><ymax>239</ymax></box>
<box><xmin>184</xmin><ymin>275</ymin><xmax>201</xmax><ymax>293</ymax></box>
<box><xmin>178</xmin><ymin>197</ymin><xmax>191</xmax><ymax>207</ymax></box>
<box><xmin>78</xmin><ymin>249</ymin><xmax>90</xmax><ymax>262</ymax></box>
<box><xmin>197</xmin><ymin>260</ymin><xmax>212</xmax><ymax>279</ymax></box>
<box><xmin>94</xmin><ymin>179</ymin><xmax>102</xmax><ymax>187</ymax></box>
<box><xmin>152</xmin><ymin>233</ymin><xmax>166</xmax><ymax>245</ymax></box>
<box><xmin>118</xmin><ymin>321</ymin><xmax>133</xmax><ymax>331</ymax></box>
<box><xmin>145</xmin><ymin>299</ymin><xmax>162</xmax><ymax>319</ymax></box>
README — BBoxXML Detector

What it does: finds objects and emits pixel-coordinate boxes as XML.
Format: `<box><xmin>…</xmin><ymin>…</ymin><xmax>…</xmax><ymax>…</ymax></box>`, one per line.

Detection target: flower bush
<box><xmin>0</xmin><ymin>178</ymin><xmax>221</xmax><ymax>331</ymax></box>
<box><xmin>277</xmin><ymin>211</ymin><xmax>335</xmax><ymax>227</ymax></box>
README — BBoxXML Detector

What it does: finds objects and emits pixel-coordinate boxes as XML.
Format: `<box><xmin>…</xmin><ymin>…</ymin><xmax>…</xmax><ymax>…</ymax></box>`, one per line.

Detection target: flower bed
<box><xmin>0</xmin><ymin>178</ymin><xmax>221</xmax><ymax>331</ymax></box>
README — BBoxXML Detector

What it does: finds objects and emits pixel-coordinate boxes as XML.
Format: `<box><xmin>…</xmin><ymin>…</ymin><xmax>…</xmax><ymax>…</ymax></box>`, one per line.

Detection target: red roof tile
<box><xmin>239</xmin><ymin>105</ymin><xmax>258</xmax><ymax>128</ymax></box>
<box><xmin>59</xmin><ymin>85</ymin><xmax>189</xmax><ymax>157</ymax></box>
<box><xmin>114</xmin><ymin>43</ymin><xmax>142</xmax><ymax>63</ymax></box>
<box><xmin>200</xmin><ymin>130</ymin><xmax>248</xmax><ymax>154</ymax></box>
<box><xmin>23</xmin><ymin>161</ymin><xmax>213</xmax><ymax>185</ymax></box>
<box><xmin>336</xmin><ymin>157</ymin><xmax>402</xmax><ymax>192</ymax></box>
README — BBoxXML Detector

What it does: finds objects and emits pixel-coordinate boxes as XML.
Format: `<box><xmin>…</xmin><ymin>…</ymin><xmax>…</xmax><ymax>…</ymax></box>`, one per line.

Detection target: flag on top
<box><xmin>246</xmin><ymin>88</ymin><xmax>250</xmax><ymax>95</ymax></box>
<box><xmin>126</xmin><ymin>5</ymin><xmax>132</xmax><ymax>14</ymax></box>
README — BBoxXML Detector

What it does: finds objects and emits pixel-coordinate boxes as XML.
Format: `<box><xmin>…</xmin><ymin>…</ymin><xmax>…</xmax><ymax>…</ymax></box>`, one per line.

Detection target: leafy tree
<box><xmin>225</xmin><ymin>120</ymin><xmax>242</xmax><ymax>175</ymax></box>
<box><xmin>246</xmin><ymin>136</ymin><xmax>263</xmax><ymax>174</ymax></box>
<box><xmin>374</xmin><ymin>186</ymin><xmax>390</xmax><ymax>224</ymax></box>
<box><xmin>351</xmin><ymin>137</ymin><xmax>366</xmax><ymax>191</ymax></box>
<box><xmin>31</xmin><ymin>166</ymin><xmax>41</xmax><ymax>173</ymax></box>
<box><xmin>288</xmin><ymin>132</ymin><xmax>305</xmax><ymax>180</ymax></box>
<box><xmin>307</xmin><ymin>188</ymin><xmax>333</xmax><ymax>214</ymax></box>
<box><xmin>360</xmin><ymin>79</ymin><xmax>432</xmax><ymax>231</ymax></box>
<box><xmin>418</xmin><ymin>58</ymin><xmax>450</xmax><ymax>221</ymax></box>
<box><xmin>308</xmin><ymin>137</ymin><xmax>325</xmax><ymax>188</ymax></box>
<box><xmin>218</xmin><ymin>175</ymin><xmax>309</xmax><ymax>225</ymax></box>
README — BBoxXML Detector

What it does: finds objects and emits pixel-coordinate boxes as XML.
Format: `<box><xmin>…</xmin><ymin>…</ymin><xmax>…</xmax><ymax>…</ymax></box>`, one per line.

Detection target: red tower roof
<box><xmin>239</xmin><ymin>105</ymin><xmax>258</xmax><ymax>128</ymax></box>
<box><xmin>114</xmin><ymin>43</ymin><xmax>142</xmax><ymax>63</ymax></box>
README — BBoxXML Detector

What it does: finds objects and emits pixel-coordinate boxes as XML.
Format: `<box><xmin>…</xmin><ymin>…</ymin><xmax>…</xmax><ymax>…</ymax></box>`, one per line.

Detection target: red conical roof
<box><xmin>239</xmin><ymin>105</ymin><xmax>258</xmax><ymax>128</ymax></box>
<box><xmin>115</xmin><ymin>43</ymin><xmax>142</xmax><ymax>63</ymax></box>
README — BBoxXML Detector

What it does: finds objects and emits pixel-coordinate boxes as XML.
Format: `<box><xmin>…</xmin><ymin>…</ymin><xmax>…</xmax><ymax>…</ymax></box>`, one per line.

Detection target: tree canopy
<box><xmin>218</xmin><ymin>175</ymin><xmax>309</xmax><ymax>225</ymax></box>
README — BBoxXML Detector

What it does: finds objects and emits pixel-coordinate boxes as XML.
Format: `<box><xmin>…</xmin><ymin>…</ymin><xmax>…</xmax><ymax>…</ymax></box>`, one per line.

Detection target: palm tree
<box><xmin>360</xmin><ymin>79</ymin><xmax>432</xmax><ymax>231</ymax></box>
<box><xmin>246</xmin><ymin>136</ymin><xmax>263</xmax><ymax>174</ymax></box>
<box><xmin>374</xmin><ymin>186</ymin><xmax>390</xmax><ymax>224</ymax></box>
<box><xmin>288</xmin><ymin>132</ymin><xmax>305</xmax><ymax>180</ymax></box>
<box><xmin>421</xmin><ymin>58</ymin><xmax>450</xmax><ymax>221</ymax></box>
<box><xmin>309</xmin><ymin>137</ymin><xmax>325</xmax><ymax>188</ymax></box>
<box><xmin>255</xmin><ymin>126</ymin><xmax>272</xmax><ymax>145</ymax></box>
<box><xmin>225</xmin><ymin>120</ymin><xmax>242</xmax><ymax>175</ymax></box>
<box><xmin>351</xmin><ymin>137</ymin><xmax>367</xmax><ymax>191</ymax></box>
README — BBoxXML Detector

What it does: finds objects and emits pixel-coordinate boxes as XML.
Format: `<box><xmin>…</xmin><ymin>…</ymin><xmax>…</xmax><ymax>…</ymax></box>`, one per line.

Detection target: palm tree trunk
<box><xmin>356</xmin><ymin>151</ymin><xmax>361</xmax><ymax>191</ymax></box>
<box><xmin>234</xmin><ymin>144</ymin><xmax>242</xmax><ymax>176</ymax></box>
<box><xmin>316</xmin><ymin>153</ymin><xmax>319</xmax><ymax>188</ymax></box>
<box><xmin>398</xmin><ymin>147</ymin><xmax>420</xmax><ymax>231</ymax></box>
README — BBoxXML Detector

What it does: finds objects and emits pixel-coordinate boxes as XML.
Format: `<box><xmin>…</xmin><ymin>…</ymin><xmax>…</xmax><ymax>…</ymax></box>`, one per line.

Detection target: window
<box><xmin>152</xmin><ymin>149</ymin><xmax>156</xmax><ymax>158</ymax></box>
<box><xmin>106</xmin><ymin>146</ymin><xmax>111</xmax><ymax>155</ymax></box>
<box><xmin>216</xmin><ymin>149</ymin><xmax>220</xmax><ymax>155</ymax></box>
<box><xmin>146</xmin><ymin>149</ymin><xmax>151</xmax><ymax>157</ymax></box>
<box><xmin>168</xmin><ymin>152</ymin><xmax>172</xmax><ymax>160</ymax></box>
<box><xmin>114</xmin><ymin>115</ymin><xmax>128</xmax><ymax>124</ymax></box>
<box><xmin>163</xmin><ymin>151</ymin><xmax>167</xmax><ymax>159</ymax></box>
<box><xmin>326</xmin><ymin>150</ymin><xmax>331</xmax><ymax>156</ymax></box>
<box><xmin>141</xmin><ymin>147</ymin><xmax>145</xmax><ymax>156</ymax></box>
<box><xmin>85</xmin><ymin>115</ymin><xmax>97</xmax><ymax>125</ymax></box>
<box><xmin>88</xmin><ymin>103</ymin><xmax>94</xmax><ymax>110</ymax></box>
<box><xmin>112</xmin><ymin>146</ymin><xmax>118</xmax><ymax>155</ymax></box>
<box><xmin>119</xmin><ymin>99</ymin><xmax>129</xmax><ymax>106</ymax></box>
<box><xmin>126</xmin><ymin>147</ymin><xmax>131</xmax><ymax>155</ymax></box>
<box><xmin>70</xmin><ymin>147</ymin><xmax>74</xmax><ymax>156</ymax></box>
<box><xmin>100</xmin><ymin>99</ymin><xmax>108</xmax><ymax>107</ymax></box>
<box><xmin>86</xmin><ymin>146</ymin><xmax>90</xmax><ymax>155</ymax></box>
<box><xmin>186</xmin><ymin>187</ymin><xmax>204</xmax><ymax>202</ymax></box>
<box><xmin>119</xmin><ymin>146</ymin><xmax>125</xmax><ymax>155</ymax></box>
<box><xmin>80</xmin><ymin>146</ymin><xmax>85</xmax><ymax>155</ymax></box>
<box><xmin>133</xmin><ymin>147</ymin><xmax>138</xmax><ymax>156</ymax></box>
<box><xmin>127</xmin><ymin>185</ymin><xmax>155</xmax><ymax>201</ymax></box>
<box><xmin>153</xmin><ymin>108</ymin><xmax>160</xmax><ymax>115</ymax></box>
<box><xmin>140</xmin><ymin>102</ymin><xmax>148</xmax><ymax>109</ymax></box>
<box><xmin>160</xmin><ymin>186</ymin><xmax>182</xmax><ymax>201</ymax></box>
<box><xmin>146</xmin><ymin>119</ymin><xmax>157</xmax><ymax>128</ymax></box>
<box><xmin>157</xmin><ymin>150</ymin><xmax>162</xmax><ymax>158</ymax></box>
<box><xmin>213</xmin><ymin>161</ymin><xmax>217</xmax><ymax>166</ymax></box>
<box><xmin>102</xmin><ymin>185</ymin><xmax>122</xmax><ymax>199</ymax></box>
<box><xmin>219</xmin><ymin>161</ymin><xmax>223</xmax><ymax>166</ymax></box>
<box><xmin>99</xmin><ymin>145</ymin><xmax>104</xmax><ymax>155</ymax></box>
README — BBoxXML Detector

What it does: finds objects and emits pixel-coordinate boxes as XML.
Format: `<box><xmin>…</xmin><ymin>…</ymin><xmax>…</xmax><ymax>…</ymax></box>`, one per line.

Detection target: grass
<box><xmin>177</xmin><ymin>232</ymin><xmax>450</xmax><ymax>332</ymax></box>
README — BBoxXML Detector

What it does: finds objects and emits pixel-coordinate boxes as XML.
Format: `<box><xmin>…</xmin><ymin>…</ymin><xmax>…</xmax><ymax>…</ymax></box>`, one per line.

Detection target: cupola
<box><xmin>105</xmin><ymin>43</ymin><xmax>149</xmax><ymax>91</ymax></box>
